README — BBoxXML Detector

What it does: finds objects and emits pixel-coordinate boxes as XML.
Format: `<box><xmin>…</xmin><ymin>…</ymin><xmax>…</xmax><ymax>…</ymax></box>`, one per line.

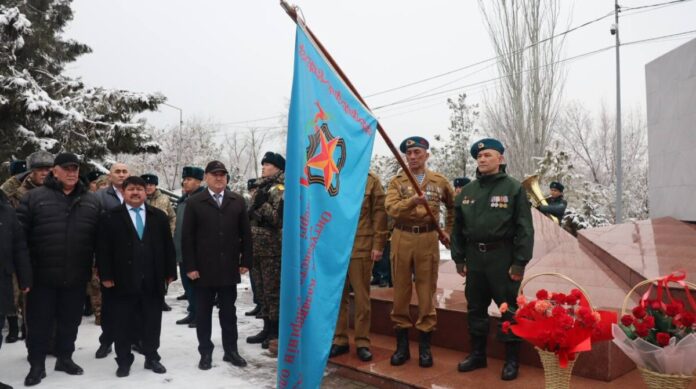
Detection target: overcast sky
<box><xmin>63</xmin><ymin>0</ymin><xmax>696</xmax><ymax>155</ymax></box>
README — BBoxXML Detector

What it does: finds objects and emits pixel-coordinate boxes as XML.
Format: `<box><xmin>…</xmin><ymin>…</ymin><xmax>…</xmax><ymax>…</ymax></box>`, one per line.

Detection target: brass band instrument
<box><xmin>521</xmin><ymin>175</ymin><xmax>559</xmax><ymax>224</ymax></box>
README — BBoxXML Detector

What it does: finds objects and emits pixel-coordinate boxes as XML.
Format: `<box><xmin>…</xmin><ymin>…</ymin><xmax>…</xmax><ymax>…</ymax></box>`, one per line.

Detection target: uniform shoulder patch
<box><xmin>272</xmin><ymin>184</ymin><xmax>285</xmax><ymax>191</ymax></box>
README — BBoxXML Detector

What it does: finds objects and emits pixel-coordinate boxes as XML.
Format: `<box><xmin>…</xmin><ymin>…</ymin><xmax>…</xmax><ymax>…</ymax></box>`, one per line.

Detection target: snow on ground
<box><xmin>0</xmin><ymin>276</ymin><xmax>277</xmax><ymax>388</ymax></box>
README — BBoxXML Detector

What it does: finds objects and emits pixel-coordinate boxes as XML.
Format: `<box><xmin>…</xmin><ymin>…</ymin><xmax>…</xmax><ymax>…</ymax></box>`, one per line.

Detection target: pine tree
<box><xmin>429</xmin><ymin>93</ymin><xmax>479</xmax><ymax>180</ymax></box>
<box><xmin>0</xmin><ymin>1</ymin><xmax>164</xmax><ymax>166</ymax></box>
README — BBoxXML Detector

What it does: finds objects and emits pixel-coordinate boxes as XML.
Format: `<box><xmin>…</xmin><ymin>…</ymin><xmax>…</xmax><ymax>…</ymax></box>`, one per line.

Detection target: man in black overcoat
<box><xmin>96</xmin><ymin>176</ymin><xmax>177</xmax><ymax>377</ymax></box>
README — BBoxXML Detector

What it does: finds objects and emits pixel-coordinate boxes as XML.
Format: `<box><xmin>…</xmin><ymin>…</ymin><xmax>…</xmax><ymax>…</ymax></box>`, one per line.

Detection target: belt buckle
<box><xmin>478</xmin><ymin>243</ymin><xmax>487</xmax><ymax>253</ymax></box>
<box><xmin>412</xmin><ymin>226</ymin><xmax>421</xmax><ymax>234</ymax></box>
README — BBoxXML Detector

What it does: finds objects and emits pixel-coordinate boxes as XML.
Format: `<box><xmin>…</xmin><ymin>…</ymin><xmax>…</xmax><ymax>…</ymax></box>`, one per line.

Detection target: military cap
<box><xmin>9</xmin><ymin>160</ymin><xmax>27</xmax><ymax>176</ymax></box>
<box><xmin>27</xmin><ymin>150</ymin><xmax>54</xmax><ymax>169</ymax></box>
<box><xmin>87</xmin><ymin>171</ymin><xmax>104</xmax><ymax>183</ymax></box>
<box><xmin>470</xmin><ymin>138</ymin><xmax>505</xmax><ymax>159</ymax></box>
<box><xmin>247</xmin><ymin>178</ymin><xmax>258</xmax><ymax>190</ymax></box>
<box><xmin>550</xmin><ymin>181</ymin><xmax>564</xmax><ymax>192</ymax></box>
<box><xmin>205</xmin><ymin>160</ymin><xmax>228</xmax><ymax>174</ymax></box>
<box><xmin>141</xmin><ymin>173</ymin><xmax>159</xmax><ymax>186</ymax></box>
<box><xmin>53</xmin><ymin>152</ymin><xmax>79</xmax><ymax>168</ymax></box>
<box><xmin>453</xmin><ymin>177</ymin><xmax>471</xmax><ymax>188</ymax></box>
<box><xmin>399</xmin><ymin>136</ymin><xmax>429</xmax><ymax>153</ymax></box>
<box><xmin>182</xmin><ymin>166</ymin><xmax>204</xmax><ymax>181</ymax></box>
<box><xmin>261</xmin><ymin>152</ymin><xmax>286</xmax><ymax>171</ymax></box>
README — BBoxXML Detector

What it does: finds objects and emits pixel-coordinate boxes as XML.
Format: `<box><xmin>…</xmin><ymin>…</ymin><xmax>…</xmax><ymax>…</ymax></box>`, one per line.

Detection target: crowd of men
<box><xmin>0</xmin><ymin>136</ymin><xmax>567</xmax><ymax>388</ymax></box>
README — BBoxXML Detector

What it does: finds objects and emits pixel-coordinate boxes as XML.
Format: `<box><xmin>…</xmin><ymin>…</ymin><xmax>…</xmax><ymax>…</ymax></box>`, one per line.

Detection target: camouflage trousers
<box><xmin>252</xmin><ymin>255</ymin><xmax>281</xmax><ymax>322</ymax></box>
<box><xmin>87</xmin><ymin>268</ymin><xmax>102</xmax><ymax>325</ymax></box>
<box><xmin>9</xmin><ymin>275</ymin><xmax>24</xmax><ymax>318</ymax></box>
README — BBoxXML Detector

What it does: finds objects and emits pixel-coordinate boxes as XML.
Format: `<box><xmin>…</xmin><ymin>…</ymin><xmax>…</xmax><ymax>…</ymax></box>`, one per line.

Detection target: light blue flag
<box><xmin>277</xmin><ymin>24</ymin><xmax>378</xmax><ymax>389</ymax></box>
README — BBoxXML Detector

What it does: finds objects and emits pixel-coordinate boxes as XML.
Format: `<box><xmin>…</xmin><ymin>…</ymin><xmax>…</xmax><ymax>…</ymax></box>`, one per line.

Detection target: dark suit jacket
<box><xmin>182</xmin><ymin>189</ymin><xmax>252</xmax><ymax>287</ymax></box>
<box><xmin>96</xmin><ymin>203</ymin><xmax>177</xmax><ymax>295</ymax></box>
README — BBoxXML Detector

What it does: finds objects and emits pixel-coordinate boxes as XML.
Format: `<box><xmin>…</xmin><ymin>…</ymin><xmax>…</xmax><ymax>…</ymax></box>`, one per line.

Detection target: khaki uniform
<box><xmin>146</xmin><ymin>189</ymin><xmax>176</xmax><ymax>235</ymax></box>
<box><xmin>334</xmin><ymin>172</ymin><xmax>388</xmax><ymax>348</ymax></box>
<box><xmin>385</xmin><ymin>170</ymin><xmax>454</xmax><ymax>332</ymax></box>
<box><xmin>0</xmin><ymin>175</ymin><xmax>22</xmax><ymax>202</ymax></box>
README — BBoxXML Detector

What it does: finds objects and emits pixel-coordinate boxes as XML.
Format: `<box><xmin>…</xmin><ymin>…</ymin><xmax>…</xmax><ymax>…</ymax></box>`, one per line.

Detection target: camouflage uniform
<box><xmin>146</xmin><ymin>189</ymin><xmax>177</xmax><ymax>235</ymax></box>
<box><xmin>249</xmin><ymin>171</ymin><xmax>284</xmax><ymax>323</ymax></box>
<box><xmin>0</xmin><ymin>175</ymin><xmax>22</xmax><ymax>201</ymax></box>
<box><xmin>5</xmin><ymin>175</ymin><xmax>39</xmax><ymax>209</ymax></box>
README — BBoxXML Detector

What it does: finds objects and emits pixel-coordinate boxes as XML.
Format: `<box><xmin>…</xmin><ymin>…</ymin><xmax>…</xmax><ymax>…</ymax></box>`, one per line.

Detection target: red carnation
<box><xmin>681</xmin><ymin>312</ymin><xmax>696</xmax><ymax>327</ymax></box>
<box><xmin>643</xmin><ymin>315</ymin><xmax>656</xmax><ymax>328</ymax></box>
<box><xmin>635</xmin><ymin>322</ymin><xmax>650</xmax><ymax>337</ymax></box>
<box><xmin>565</xmin><ymin>294</ymin><xmax>579</xmax><ymax>306</ymax></box>
<box><xmin>502</xmin><ymin>321</ymin><xmax>511</xmax><ymax>334</ymax></box>
<box><xmin>648</xmin><ymin>299</ymin><xmax>663</xmax><ymax>311</ymax></box>
<box><xmin>666</xmin><ymin>303</ymin><xmax>682</xmax><ymax>317</ymax></box>
<box><xmin>552</xmin><ymin>305</ymin><xmax>566</xmax><ymax>317</ymax></box>
<box><xmin>621</xmin><ymin>314</ymin><xmax>634</xmax><ymax>327</ymax></box>
<box><xmin>632</xmin><ymin>305</ymin><xmax>647</xmax><ymax>319</ymax></box>
<box><xmin>656</xmin><ymin>332</ymin><xmax>671</xmax><ymax>347</ymax></box>
<box><xmin>536</xmin><ymin>289</ymin><xmax>549</xmax><ymax>300</ymax></box>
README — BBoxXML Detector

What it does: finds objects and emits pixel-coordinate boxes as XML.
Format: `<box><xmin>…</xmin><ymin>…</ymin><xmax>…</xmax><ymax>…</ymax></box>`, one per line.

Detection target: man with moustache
<box><xmin>94</xmin><ymin>162</ymin><xmax>129</xmax><ymax>359</ymax></box>
<box><xmin>182</xmin><ymin>161</ymin><xmax>252</xmax><ymax>370</ymax></box>
<box><xmin>385</xmin><ymin>136</ymin><xmax>454</xmax><ymax>368</ymax></box>
<box><xmin>173</xmin><ymin>166</ymin><xmax>206</xmax><ymax>327</ymax></box>
<box><xmin>451</xmin><ymin>138</ymin><xmax>534</xmax><ymax>381</ymax></box>
<box><xmin>97</xmin><ymin>176</ymin><xmax>177</xmax><ymax>377</ymax></box>
<box><xmin>17</xmin><ymin>153</ymin><xmax>101</xmax><ymax>386</ymax></box>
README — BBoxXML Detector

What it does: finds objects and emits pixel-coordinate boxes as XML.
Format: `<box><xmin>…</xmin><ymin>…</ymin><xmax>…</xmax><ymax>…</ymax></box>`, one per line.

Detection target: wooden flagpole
<box><xmin>280</xmin><ymin>0</ymin><xmax>449</xmax><ymax>245</ymax></box>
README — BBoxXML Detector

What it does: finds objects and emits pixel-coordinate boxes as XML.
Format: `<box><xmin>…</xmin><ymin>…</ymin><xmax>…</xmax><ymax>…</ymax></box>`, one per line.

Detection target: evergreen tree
<box><xmin>0</xmin><ymin>1</ymin><xmax>164</xmax><ymax>166</ymax></box>
<box><xmin>429</xmin><ymin>93</ymin><xmax>479</xmax><ymax>180</ymax></box>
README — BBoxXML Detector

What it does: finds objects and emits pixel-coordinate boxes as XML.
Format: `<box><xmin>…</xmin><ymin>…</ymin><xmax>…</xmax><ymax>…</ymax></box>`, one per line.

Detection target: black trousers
<box><xmin>112</xmin><ymin>292</ymin><xmax>163</xmax><ymax>366</ymax></box>
<box><xmin>26</xmin><ymin>285</ymin><xmax>84</xmax><ymax>364</ymax></box>
<box><xmin>195</xmin><ymin>285</ymin><xmax>238</xmax><ymax>356</ymax></box>
<box><xmin>99</xmin><ymin>286</ymin><xmax>115</xmax><ymax>346</ymax></box>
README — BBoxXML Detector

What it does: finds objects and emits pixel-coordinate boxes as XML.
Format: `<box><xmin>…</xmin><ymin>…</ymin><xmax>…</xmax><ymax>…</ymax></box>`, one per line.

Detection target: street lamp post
<box><xmin>160</xmin><ymin>102</ymin><xmax>184</xmax><ymax>189</ymax></box>
<box><xmin>613</xmin><ymin>0</ymin><xmax>623</xmax><ymax>224</ymax></box>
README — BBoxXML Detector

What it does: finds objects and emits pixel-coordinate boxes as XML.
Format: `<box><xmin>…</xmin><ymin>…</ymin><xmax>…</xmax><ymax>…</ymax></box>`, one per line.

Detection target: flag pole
<box><xmin>280</xmin><ymin>0</ymin><xmax>449</xmax><ymax>245</ymax></box>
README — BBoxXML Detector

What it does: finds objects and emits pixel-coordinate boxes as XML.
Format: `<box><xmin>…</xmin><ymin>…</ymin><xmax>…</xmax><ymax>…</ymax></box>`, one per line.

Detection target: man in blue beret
<box><xmin>385</xmin><ymin>136</ymin><xmax>455</xmax><ymax>368</ymax></box>
<box><xmin>173</xmin><ymin>167</ymin><xmax>206</xmax><ymax>328</ymax></box>
<box><xmin>538</xmin><ymin>181</ymin><xmax>567</xmax><ymax>225</ymax></box>
<box><xmin>453</xmin><ymin>177</ymin><xmax>471</xmax><ymax>195</ymax></box>
<box><xmin>10</xmin><ymin>160</ymin><xmax>27</xmax><ymax>176</ymax></box>
<box><xmin>450</xmin><ymin>137</ymin><xmax>534</xmax><ymax>381</ymax></box>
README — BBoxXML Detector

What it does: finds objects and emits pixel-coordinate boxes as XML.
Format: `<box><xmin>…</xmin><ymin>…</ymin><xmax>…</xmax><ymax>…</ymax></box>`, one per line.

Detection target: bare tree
<box><xmin>479</xmin><ymin>0</ymin><xmax>566</xmax><ymax>177</ymax></box>
<box><xmin>430</xmin><ymin>93</ymin><xmax>479</xmax><ymax>180</ymax></box>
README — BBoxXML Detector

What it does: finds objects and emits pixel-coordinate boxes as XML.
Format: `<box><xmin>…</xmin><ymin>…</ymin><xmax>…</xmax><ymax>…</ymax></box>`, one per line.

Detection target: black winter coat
<box><xmin>96</xmin><ymin>204</ymin><xmax>177</xmax><ymax>296</ymax></box>
<box><xmin>182</xmin><ymin>189</ymin><xmax>252</xmax><ymax>287</ymax></box>
<box><xmin>0</xmin><ymin>192</ymin><xmax>32</xmax><ymax>315</ymax></box>
<box><xmin>16</xmin><ymin>174</ymin><xmax>101</xmax><ymax>288</ymax></box>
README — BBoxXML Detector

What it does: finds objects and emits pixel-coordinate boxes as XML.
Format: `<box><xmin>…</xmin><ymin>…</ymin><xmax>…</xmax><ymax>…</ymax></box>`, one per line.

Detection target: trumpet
<box><xmin>521</xmin><ymin>175</ymin><xmax>559</xmax><ymax>224</ymax></box>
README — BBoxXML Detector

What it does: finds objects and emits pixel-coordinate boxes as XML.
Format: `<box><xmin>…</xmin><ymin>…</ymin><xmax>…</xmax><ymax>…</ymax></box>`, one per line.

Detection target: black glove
<box><xmin>252</xmin><ymin>189</ymin><xmax>269</xmax><ymax>210</ymax></box>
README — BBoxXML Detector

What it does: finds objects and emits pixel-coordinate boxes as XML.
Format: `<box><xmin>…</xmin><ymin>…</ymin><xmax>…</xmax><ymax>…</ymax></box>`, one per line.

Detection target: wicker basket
<box><xmin>621</xmin><ymin>277</ymin><xmax>696</xmax><ymax>389</ymax></box>
<box><xmin>519</xmin><ymin>272</ymin><xmax>597</xmax><ymax>389</ymax></box>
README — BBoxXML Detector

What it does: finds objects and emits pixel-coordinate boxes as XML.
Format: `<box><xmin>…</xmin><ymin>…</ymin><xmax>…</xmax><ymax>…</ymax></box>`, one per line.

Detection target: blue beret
<box><xmin>9</xmin><ymin>160</ymin><xmax>27</xmax><ymax>176</ymax></box>
<box><xmin>399</xmin><ymin>136</ymin><xmax>429</xmax><ymax>153</ymax></box>
<box><xmin>141</xmin><ymin>173</ymin><xmax>159</xmax><ymax>186</ymax></box>
<box><xmin>87</xmin><ymin>171</ymin><xmax>104</xmax><ymax>183</ymax></box>
<box><xmin>453</xmin><ymin>177</ymin><xmax>471</xmax><ymax>188</ymax></box>
<box><xmin>470</xmin><ymin>138</ymin><xmax>505</xmax><ymax>159</ymax></box>
<box><xmin>550</xmin><ymin>181</ymin><xmax>564</xmax><ymax>192</ymax></box>
<box><xmin>261</xmin><ymin>152</ymin><xmax>286</xmax><ymax>171</ymax></box>
<box><xmin>182</xmin><ymin>166</ymin><xmax>204</xmax><ymax>181</ymax></box>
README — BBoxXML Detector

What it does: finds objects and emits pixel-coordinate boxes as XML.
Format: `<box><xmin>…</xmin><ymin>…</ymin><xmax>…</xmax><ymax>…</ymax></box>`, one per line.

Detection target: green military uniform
<box><xmin>333</xmin><ymin>172</ymin><xmax>388</xmax><ymax>351</ymax></box>
<box><xmin>146</xmin><ymin>189</ymin><xmax>177</xmax><ymax>235</ymax></box>
<box><xmin>385</xmin><ymin>169</ymin><xmax>454</xmax><ymax>332</ymax></box>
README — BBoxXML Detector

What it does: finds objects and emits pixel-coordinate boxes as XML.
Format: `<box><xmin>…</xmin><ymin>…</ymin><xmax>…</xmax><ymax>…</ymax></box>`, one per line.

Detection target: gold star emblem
<box><xmin>478</xmin><ymin>142</ymin><xmax>484</xmax><ymax>149</ymax></box>
<box><xmin>406</xmin><ymin>139</ymin><xmax>415</xmax><ymax>146</ymax></box>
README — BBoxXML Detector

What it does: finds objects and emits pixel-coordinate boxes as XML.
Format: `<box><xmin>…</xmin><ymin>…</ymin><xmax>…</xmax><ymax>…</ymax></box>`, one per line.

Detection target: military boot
<box><xmin>418</xmin><ymin>331</ymin><xmax>433</xmax><ymax>367</ymax></box>
<box><xmin>5</xmin><ymin>316</ymin><xmax>19</xmax><ymax>343</ymax></box>
<box><xmin>390</xmin><ymin>328</ymin><xmax>410</xmax><ymax>366</ymax></box>
<box><xmin>24</xmin><ymin>362</ymin><xmax>46</xmax><ymax>386</ymax></box>
<box><xmin>501</xmin><ymin>342</ymin><xmax>520</xmax><ymax>381</ymax></box>
<box><xmin>458</xmin><ymin>335</ymin><xmax>488</xmax><ymax>372</ymax></box>
<box><xmin>247</xmin><ymin>318</ymin><xmax>269</xmax><ymax>344</ymax></box>
<box><xmin>262</xmin><ymin>320</ymin><xmax>278</xmax><ymax>350</ymax></box>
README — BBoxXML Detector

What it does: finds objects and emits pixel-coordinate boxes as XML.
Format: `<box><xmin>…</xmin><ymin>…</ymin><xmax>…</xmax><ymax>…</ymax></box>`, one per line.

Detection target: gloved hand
<box><xmin>252</xmin><ymin>189</ymin><xmax>269</xmax><ymax>210</ymax></box>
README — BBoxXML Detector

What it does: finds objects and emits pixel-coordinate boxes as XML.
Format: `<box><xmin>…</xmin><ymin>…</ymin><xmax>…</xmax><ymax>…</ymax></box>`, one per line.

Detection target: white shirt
<box><xmin>208</xmin><ymin>188</ymin><xmax>224</xmax><ymax>206</ymax></box>
<box><xmin>113</xmin><ymin>185</ymin><xmax>124</xmax><ymax>204</ymax></box>
<box><xmin>126</xmin><ymin>203</ymin><xmax>147</xmax><ymax>231</ymax></box>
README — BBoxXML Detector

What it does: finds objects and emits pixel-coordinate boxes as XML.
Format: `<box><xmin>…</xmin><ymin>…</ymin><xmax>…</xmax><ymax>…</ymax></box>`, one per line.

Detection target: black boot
<box><xmin>390</xmin><ymin>328</ymin><xmax>410</xmax><ymax>366</ymax></box>
<box><xmin>0</xmin><ymin>380</ymin><xmax>13</xmax><ymax>389</ymax></box>
<box><xmin>5</xmin><ymin>316</ymin><xmax>19</xmax><ymax>343</ymax></box>
<box><xmin>418</xmin><ymin>331</ymin><xmax>433</xmax><ymax>368</ymax></box>
<box><xmin>458</xmin><ymin>335</ymin><xmax>488</xmax><ymax>372</ymax></box>
<box><xmin>162</xmin><ymin>301</ymin><xmax>172</xmax><ymax>312</ymax></box>
<box><xmin>246</xmin><ymin>318</ymin><xmax>269</xmax><ymax>344</ymax></box>
<box><xmin>55</xmin><ymin>357</ymin><xmax>84</xmax><ymax>375</ymax></box>
<box><xmin>261</xmin><ymin>320</ymin><xmax>278</xmax><ymax>349</ymax></box>
<box><xmin>24</xmin><ymin>362</ymin><xmax>46</xmax><ymax>387</ymax></box>
<box><xmin>176</xmin><ymin>313</ymin><xmax>195</xmax><ymax>325</ymax></box>
<box><xmin>19</xmin><ymin>322</ymin><xmax>26</xmax><ymax>340</ymax></box>
<box><xmin>245</xmin><ymin>304</ymin><xmax>262</xmax><ymax>316</ymax></box>
<box><xmin>501</xmin><ymin>342</ymin><xmax>520</xmax><ymax>381</ymax></box>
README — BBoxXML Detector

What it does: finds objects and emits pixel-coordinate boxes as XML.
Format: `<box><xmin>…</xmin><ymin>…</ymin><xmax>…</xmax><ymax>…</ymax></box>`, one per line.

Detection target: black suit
<box><xmin>181</xmin><ymin>189</ymin><xmax>252</xmax><ymax>356</ymax></box>
<box><xmin>96</xmin><ymin>204</ymin><xmax>177</xmax><ymax>366</ymax></box>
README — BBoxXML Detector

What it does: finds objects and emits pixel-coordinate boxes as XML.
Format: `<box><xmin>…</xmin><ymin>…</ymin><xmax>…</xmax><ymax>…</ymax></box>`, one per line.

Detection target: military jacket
<box><xmin>249</xmin><ymin>171</ymin><xmax>284</xmax><ymax>257</ymax></box>
<box><xmin>539</xmin><ymin>195</ymin><xmax>567</xmax><ymax>224</ymax></box>
<box><xmin>0</xmin><ymin>175</ymin><xmax>22</xmax><ymax>201</ymax></box>
<box><xmin>3</xmin><ymin>174</ymin><xmax>39</xmax><ymax>209</ymax></box>
<box><xmin>450</xmin><ymin>169</ymin><xmax>534</xmax><ymax>275</ymax></box>
<box><xmin>146</xmin><ymin>189</ymin><xmax>176</xmax><ymax>235</ymax></box>
<box><xmin>385</xmin><ymin>169</ymin><xmax>454</xmax><ymax>232</ymax></box>
<box><xmin>351</xmin><ymin>172</ymin><xmax>388</xmax><ymax>259</ymax></box>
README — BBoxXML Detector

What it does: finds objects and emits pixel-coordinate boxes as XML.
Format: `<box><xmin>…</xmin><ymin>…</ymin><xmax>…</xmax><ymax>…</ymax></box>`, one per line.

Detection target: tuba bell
<box><xmin>521</xmin><ymin>175</ymin><xmax>559</xmax><ymax>224</ymax></box>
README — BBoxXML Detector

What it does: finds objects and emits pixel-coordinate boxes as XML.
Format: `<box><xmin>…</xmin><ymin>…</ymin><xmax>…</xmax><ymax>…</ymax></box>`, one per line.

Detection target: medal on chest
<box><xmin>490</xmin><ymin>195</ymin><xmax>509</xmax><ymax>208</ymax></box>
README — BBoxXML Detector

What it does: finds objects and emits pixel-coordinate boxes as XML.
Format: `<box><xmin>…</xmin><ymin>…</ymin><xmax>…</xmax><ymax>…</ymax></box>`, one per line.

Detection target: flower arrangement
<box><xmin>503</xmin><ymin>288</ymin><xmax>616</xmax><ymax>367</ymax></box>
<box><xmin>618</xmin><ymin>299</ymin><xmax>695</xmax><ymax>346</ymax></box>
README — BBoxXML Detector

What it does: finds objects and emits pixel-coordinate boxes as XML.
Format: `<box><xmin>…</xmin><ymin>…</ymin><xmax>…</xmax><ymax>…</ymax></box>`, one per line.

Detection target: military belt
<box><xmin>394</xmin><ymin>223</ymin><xmax>438</xmax><ymax>234</ymax></box>
<box><xmin>469</xmin><ymin>240</ymin><xmax>512</xmax><ymax>253</ymax></box>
